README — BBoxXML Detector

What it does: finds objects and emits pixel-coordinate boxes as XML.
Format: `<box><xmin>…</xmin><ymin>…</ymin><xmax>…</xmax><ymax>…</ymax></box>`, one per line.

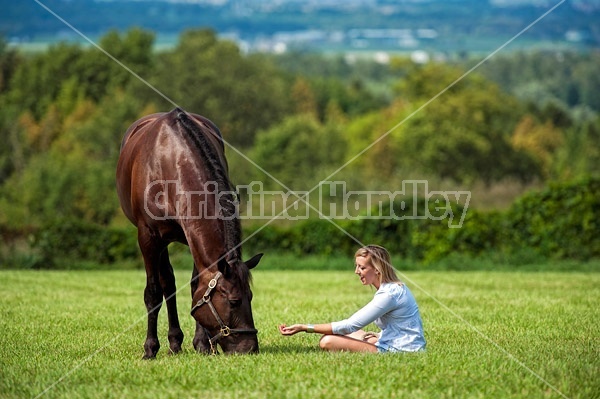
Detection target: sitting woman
<box><xmin>279</xmin><ymin>244</ymin><xmax>426</xmax><ymax>353</ymax></box>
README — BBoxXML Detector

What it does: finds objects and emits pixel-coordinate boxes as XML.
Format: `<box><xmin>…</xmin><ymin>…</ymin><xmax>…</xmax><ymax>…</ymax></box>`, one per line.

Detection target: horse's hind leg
<box><xmin>139</xmin><ymin>228</ymin><xmax>165</xmax><ymax>359</ymax></box>
<box><xmin>159</xmin><ymin>248</ymin><xmax>184</xmax><ymax>354</ymax></box>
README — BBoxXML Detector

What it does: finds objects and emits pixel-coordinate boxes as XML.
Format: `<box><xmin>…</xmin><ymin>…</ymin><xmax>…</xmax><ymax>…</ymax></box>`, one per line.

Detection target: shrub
<box><xmin>31</xmin><ymin>218</ymin><xmax>138</xmax><ymax>267</ymax></box>
<box><xmin>506</xmin><ymin>177</ymin><xmax>600</xmax><ymax>260</ymax></box>
<box><xmin>411</xmin><ymin>209</ymin><xmax>504</xmax><ymax>263</ymax></box>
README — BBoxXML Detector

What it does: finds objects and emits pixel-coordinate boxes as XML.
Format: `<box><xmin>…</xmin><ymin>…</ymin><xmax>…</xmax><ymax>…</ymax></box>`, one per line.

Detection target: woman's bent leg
<box><xmin>346</xmin><ymin>330</ymin><xmax>379</xmax><ymax>344</ymax></box>
<box><xmin>319</xmin><ymin>334</ymin><xmax>378</xmax><ymax>353</ymax></box>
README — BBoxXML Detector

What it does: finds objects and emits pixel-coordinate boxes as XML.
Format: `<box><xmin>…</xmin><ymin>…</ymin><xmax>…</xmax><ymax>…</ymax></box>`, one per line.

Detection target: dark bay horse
<box><xmin>116</xmin><ymin>107</ymin><xmax>262</xmax><ymax>357</ymax></box>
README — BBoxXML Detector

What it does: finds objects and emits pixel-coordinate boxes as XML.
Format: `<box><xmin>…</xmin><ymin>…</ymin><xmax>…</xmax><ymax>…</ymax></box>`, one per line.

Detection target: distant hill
<box><xmin>3</xmin><ymin>0</ymin><xmax>599</xmax><ymax>53</ymax></box>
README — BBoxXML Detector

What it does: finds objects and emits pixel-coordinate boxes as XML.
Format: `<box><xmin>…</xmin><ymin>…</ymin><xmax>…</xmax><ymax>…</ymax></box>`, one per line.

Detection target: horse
<box><xmin>116</xmin><ymin>107</ymin><xmax>263</xmax><ymax>358</ymax></box>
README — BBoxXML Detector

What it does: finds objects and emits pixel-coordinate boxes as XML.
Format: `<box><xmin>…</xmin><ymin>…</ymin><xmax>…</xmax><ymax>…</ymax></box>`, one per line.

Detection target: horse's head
<box><xmin>191</xmin><ymin>253</ymin><xmax>263</xmax><ymax>354</ymax></box>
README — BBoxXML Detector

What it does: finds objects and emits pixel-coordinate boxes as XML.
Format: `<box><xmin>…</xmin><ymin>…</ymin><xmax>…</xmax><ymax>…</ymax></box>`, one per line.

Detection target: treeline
<box><xmin>0</xmin><ymin>29</ymin><xmax>599</xmax><ymax>267</ymax></box>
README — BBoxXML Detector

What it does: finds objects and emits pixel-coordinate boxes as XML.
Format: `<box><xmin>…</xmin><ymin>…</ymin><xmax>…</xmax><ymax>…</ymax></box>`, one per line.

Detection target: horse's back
<box><xmin>120</xmin><ymin>108</ymin><xmax>223</xmax><ymax>148</ymax></box>
<box><xmin>116</xmin><ymin>108</ymin><xmax>227</xmax><ymax>226</ymax></box>
<box><xmin>119</xmin><ymin>112</ymin><xmax>165</xmax><ymax>150</ymax></box>
<box><xmin>117</xmin><ymin>112</ymin><xmax>167</xmax><ymax>222</ymax></box>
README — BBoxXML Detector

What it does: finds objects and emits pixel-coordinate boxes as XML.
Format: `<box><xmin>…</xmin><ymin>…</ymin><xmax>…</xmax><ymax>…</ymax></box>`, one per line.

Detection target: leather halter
<box><xmin>190</xmin><ymin>271</ymin><xmax>257</xmax><ymax>354</ymax></box>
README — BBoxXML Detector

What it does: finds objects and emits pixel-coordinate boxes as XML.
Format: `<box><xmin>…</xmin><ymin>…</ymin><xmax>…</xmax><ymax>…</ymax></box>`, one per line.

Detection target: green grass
<box><xmin>0</xmin><ymin>268</ymin><xmax>598</xmax><ymax>399</ymax></box>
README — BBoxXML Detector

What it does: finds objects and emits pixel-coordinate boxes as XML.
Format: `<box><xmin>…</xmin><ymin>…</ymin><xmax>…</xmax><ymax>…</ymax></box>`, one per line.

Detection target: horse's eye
<box><xmin>229</xmin><ymin>298</ymin><xmax>242</xmax><ymax>307</ymax></box>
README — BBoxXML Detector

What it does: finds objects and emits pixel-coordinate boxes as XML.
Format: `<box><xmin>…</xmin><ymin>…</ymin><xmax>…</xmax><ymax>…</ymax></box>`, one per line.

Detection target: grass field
<box><xmin>0</xmin><ymin>266</ymin><xmax>598</xmax><ymax>399</ymax></box>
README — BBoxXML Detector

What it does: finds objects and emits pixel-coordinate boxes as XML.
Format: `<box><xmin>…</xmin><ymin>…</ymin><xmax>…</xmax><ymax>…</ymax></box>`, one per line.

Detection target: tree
<box><xmin>0</xmin><ymin>105</ymin><xmax>26</xmax><ymax>183</ymax></box>
<box><xmin>0</xmin><ymin>37</ymin><xmax>21</xmax><ymax>95</ymax></box>
<box><xmin>553</xmin><ymin>116</ymin><xmax>600</xmax><ymax>180</ymax></box>
<box><xmin>573</xmin><ymin>54</ymin><xmax>600</xmax><ymax>112</ymax></box>
<box><xmin>480</xmin><ymin>51</ymin><xmax>600</xmax><ymax>114</ymax></box>
<box><xmin>75</xmin><ymin>28</ymin><xmax>155</xmax><ymax>102</ymax></box>
<box><xmin>153</xmin><ymin>29</ymin><xmax>291</xmax><ymax>147</ymax></box>
<box><xmin>291</xmin><ymin>77</ymin><xmax>318</xmax><ymax>117</ymax></box>
<box><xmin>395</xmin><ymin>66</ymin><xmax>538</xmax><ymax>184</ymax></box>
<box><xmin>7</xmin><ymin>43</ymin><xmax>85</xmax><ymax>120</ymax></box>
<box><xmin>342</xmin><ymin>100</ymin><xmax>408</xmax><ymax>185</ymax></box>
<box><xmin>394</xmin><ymin>62</ymin><xmax>465</xmax><ymax>102</ymax></box>
<box><xmin>0</xmin><ymin>91</ymin><xmax>146</xmax><ymax>228</ymax></box>
<box><xmin>511</xmin><ymin>115</ymin><xmax>563</xmax><ymax>178</ymax></box>
<box><xmin>249</xmin><ymin>115</ymin><xmax>347</xmax><ymax>190</ymax></box>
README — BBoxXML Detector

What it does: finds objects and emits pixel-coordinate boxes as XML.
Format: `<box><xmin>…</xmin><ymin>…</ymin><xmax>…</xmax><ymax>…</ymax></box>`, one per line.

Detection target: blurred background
<box><xmin>0</xmin><ymin>0</ymin><xmax>599</xmax><ymax>269</ymax></box>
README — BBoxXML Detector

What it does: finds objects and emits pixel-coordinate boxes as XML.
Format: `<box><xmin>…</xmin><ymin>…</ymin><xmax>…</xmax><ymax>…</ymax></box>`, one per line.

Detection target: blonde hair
<box><xmin>354</xmin><ymin>245</ymin><xmax>401</xmax><ymax>285</ymax></box>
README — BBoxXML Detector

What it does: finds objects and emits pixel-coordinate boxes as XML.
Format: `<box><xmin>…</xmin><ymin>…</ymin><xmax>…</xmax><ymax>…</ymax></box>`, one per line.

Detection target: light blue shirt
<box><xmin>331</xmin><ymin>282</ymin><xmax>426</xmax><ymax>352</ymax></box>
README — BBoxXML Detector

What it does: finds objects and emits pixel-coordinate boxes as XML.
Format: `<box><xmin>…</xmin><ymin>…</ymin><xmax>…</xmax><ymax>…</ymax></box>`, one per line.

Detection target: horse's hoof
<box><xmin>142</xmin><ymin>348</ymin><xmax>158</xmax><ymax>360</ymax></box>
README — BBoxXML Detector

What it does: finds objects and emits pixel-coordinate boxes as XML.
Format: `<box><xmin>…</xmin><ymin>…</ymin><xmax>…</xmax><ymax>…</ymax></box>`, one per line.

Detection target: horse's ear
<box><xmin>217</xmin><ymin>257</ymin><xmax>230</xmax><ymax>276</ymax></box>
<box><xmin>244</xmin><ymin>253</ymin><xmax>263</xmax><ymax>270</ymax></box>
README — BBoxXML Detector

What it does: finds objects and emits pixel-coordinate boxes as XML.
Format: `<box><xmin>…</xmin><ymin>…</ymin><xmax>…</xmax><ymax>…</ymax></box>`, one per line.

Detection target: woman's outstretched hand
<box><xmin>278</xmin><ymin>324</ymin><xmax>304</xmax><ymax>336</ymax></box>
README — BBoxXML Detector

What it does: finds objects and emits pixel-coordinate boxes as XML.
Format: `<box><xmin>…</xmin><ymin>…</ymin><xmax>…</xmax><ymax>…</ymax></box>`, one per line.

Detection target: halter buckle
<box><xmin>220</xmin><ymin>326</ymin><xmax>231</xmax><ymax>337</ymax></box>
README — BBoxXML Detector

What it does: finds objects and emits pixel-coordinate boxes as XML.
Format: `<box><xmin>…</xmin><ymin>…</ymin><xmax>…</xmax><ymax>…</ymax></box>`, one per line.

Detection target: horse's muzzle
<box><xmin>221</xmin><ymin>334</ymin><xmax>259</xmax><ymax>355</ymax></box>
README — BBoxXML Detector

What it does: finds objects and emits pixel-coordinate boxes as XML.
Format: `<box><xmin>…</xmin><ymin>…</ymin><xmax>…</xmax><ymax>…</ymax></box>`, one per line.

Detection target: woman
<box><xmin>279</xmin><ymin>245</ymin><xmax>426</xmax><ymax>353</ymax></box>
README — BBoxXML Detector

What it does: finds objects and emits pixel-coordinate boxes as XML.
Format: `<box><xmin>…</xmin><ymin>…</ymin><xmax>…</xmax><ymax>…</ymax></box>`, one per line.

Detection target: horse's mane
<box><xmin>172</xmin><ymin>108</ymin><xmax>245</xmax><ymax>281</ymax></box>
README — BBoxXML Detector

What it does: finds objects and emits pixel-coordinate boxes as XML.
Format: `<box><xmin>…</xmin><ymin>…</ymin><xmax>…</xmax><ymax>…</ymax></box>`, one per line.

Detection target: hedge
<box><xmin>24</xmin><ymin>177</ymin><xmax>600</xmax><ymax>266</ymax></box>
<box><xmin>31</xmin><ymin>218</ymin><xmax>139</xmax><ymax>267</ymax></box>
<box><xmin>244</xmin><ymin>177</ymin><xmax>600</xmax><ymax>262</ymax></box>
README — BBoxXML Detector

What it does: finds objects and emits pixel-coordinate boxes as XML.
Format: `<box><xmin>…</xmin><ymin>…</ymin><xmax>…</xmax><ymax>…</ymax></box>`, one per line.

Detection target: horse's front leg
<box><xmin>159</xmin><ymin>248</ymin><xmax>184</xmax><ymax>354</ymax></box>
<box><xmin>193</xmin><ymin>323</ymin><xmax>212</xmax><ymax>354</ymax></box>
<box><xmin>191</xmin><ymin>265</ymin><xmax>211</xmax><ymax>354</ymax></box>
<box><xmin>139</xmin><ymin>229</ymin><xmax>164</xmax><ymax>359</ymax></box>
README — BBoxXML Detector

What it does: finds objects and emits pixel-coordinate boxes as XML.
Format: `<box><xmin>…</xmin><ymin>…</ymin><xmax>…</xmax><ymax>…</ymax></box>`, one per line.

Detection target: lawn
<box><xmin>0</xmin><ymin>267</ymin><xmax>598</xmax><ymax>399</ymax></box>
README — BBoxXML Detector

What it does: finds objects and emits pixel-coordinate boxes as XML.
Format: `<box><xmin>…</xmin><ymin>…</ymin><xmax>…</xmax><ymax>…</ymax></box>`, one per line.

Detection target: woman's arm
<box><xmin>331</xmin><ymin>290</ymin><xmax>396</xmax><ymax>335</ymax></box>
<box><xmin>279</xmin><ymin>291</ymin><xmax>396</xmax><ymax>336</ymax></box>
<box><xmin>278</xmin><ymin>323</ymin><xmax>333</xmax><ymax>336</ymax></box>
